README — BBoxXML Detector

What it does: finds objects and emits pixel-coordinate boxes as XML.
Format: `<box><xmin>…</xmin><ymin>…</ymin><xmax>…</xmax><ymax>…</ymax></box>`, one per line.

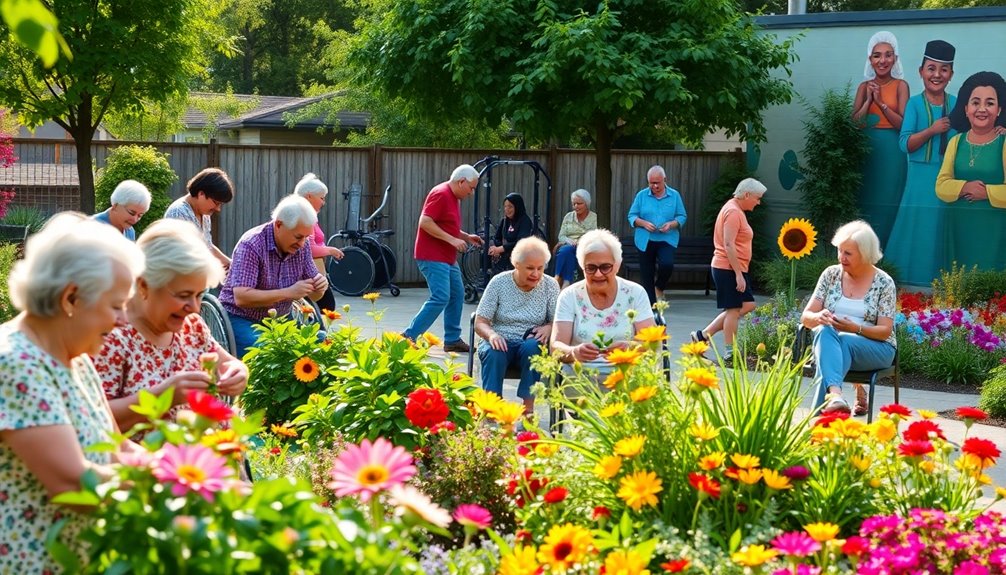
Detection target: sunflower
<box><xmin>293</xmin><ymin>356</ymin><xmax>321</xmax><ymax>382</ymax></box>
<box><xmin>617</xmin><ymin>470</ymin><xmax>663</xmax><ymax>511</ymax></box>
<box><xmin>499</xmin><ymin>545</ymin><xmax>540</xmax><ymax>575</ymax></box>
<box><xmin>537</xmin><ymin>523</ymin><xmax>594</xmax><ymax>572</ymax></box>
<box><xmin>777</xmin><ymin>218</ymin><xmax>817</xmax><ymax>260</ymax></box>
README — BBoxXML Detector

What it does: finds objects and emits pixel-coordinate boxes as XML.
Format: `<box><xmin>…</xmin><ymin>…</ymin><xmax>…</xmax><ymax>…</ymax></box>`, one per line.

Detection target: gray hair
<box><xmin>577</xmin><ymin>228</ymin><xmax>622</xmax><ymax>267</ymax></box>
<box><xmin>571</xmin><ymin>188</ymin><xmax>591</xmax><ymax>206</ymax></box>
<box><xmin>272</xmin><ymin>194</ymin><xmax>318</xmax><ymax>228</ymax></box>
<box><xmin>110</xmin><ymin>179</ymin><xmax>152</xmax><ymax>209</ymax></box>
<box><xmin>294</xmin><ymin>172</ymin><xmax>328</xmax><ymax>198</ymax></box>
<box><xmin>646</xmin><ymin>165</ymin><xmax>666</xmax><ymax>180</ymax></box>
<box><xmin>733</xmin><ymin>178</ymin><xmax>767</xmax><ymax>198</ymax></box>
<box><xmin>137</xmin><ymin>219</ymin><xmax>226</xmax><ymax>289</ymax></box>
<box><xmin>9</xmin><ymin>213</ymin><xmax>145</xmax><ymax>316</ymax></box>
<box><xmin>450</xmin><ymin>164</ymin><xmax>479</xmax><ymax>184</ymax></box>
<box><xmin>511</xmin><ymin>236</ymin><xmax>551</xmax><ymax>266</ymax></box>
<box><xmin>832</xmin><ymin>220</ymin><xmax>883</xmax><ymax>264</ymax></box>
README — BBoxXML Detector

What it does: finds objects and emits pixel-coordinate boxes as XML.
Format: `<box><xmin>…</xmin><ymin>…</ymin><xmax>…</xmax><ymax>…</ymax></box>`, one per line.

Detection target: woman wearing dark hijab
<box><xmin>488</xmin><ymin>192</ymin><xmax>534</xmax><ymax>272</ymax></box>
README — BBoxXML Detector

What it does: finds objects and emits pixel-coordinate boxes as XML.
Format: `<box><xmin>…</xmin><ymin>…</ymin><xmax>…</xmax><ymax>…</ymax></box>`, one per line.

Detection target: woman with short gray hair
<box><xmin>474</xmin><ymin>236</ymin><xmax>559</xmax><ymax>417</ymax></box>
<box><xmin>0</xmin><ymin>214</ymin><xmax>145</xmax><ymax>572</ymax></box>
<box><xmin>554</xmin><ymin>188</ymin><xmax>597</xmax><ymax>288</ymax></box>
<box><xmin>294</xmin><ymin>173</ymin><xmax>344</xmax><ymax>311</ymax></box>
<box><xmin>93</xmin><ymin>179</ymin><xmax>152</xmax><ymax>241</ymax></box>
<box><xmin>93</xmin><ymin>219</ymin><xmax>248</xmax><ymax>431</ymax></box>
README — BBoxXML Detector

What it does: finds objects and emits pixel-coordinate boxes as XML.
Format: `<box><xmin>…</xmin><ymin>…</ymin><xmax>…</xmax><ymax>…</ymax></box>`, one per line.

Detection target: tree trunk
<box><xmin>69</xmin><ymin>95</ymin><xmax>97</xmax><ymax>214</ymax></box>
<box><xmin>594</xmin><ymin>119</ymin><xmax>614</xmax><ymax>228</ymax></box>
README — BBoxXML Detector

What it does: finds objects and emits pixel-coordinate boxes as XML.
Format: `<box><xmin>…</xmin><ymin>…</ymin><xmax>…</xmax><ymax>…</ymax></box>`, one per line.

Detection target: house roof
<box><xmin>184</xmin><ymin>92</ymin><xmax>369</xmax><ymax>131</ymax></box>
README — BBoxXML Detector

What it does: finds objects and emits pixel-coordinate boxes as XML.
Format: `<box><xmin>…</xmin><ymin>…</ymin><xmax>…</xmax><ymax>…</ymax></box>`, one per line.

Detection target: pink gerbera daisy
<box><xmin>328</xmin><ymin>438</ymin><xmax>416</xmax><ymax>501</ymax></box>
<box><xmin>453</xmin><ymin>504</ymin><xmax>493</xmax><ymax>530</ymax></box>
<box><xmin>771</xmin><ymin>531</ymin><xmax>821</xmax><ymax>557</ymax></box>
<box><xmin>152</xmin><ymin>443</ymin><xmax>234</xmax><ymax>502</ymax></box>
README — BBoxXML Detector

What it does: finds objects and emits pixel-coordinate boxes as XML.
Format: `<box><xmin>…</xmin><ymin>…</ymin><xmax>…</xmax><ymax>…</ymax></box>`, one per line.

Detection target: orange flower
<box><xmin>680</xmin><ymin>341</ymin><xmax>709</xmax><ymax>356</ymax></box>
<box><xmin>421</xmin><ymin>332</ymin><xmax>442</xmax><ymax>347</ymax></box>
<box><xmin>270</xmin><ymin>424</ymin><xmax>298</xmax><ymax>438</ymax></box>
<box><xmin>322</xmin><ymin>309</ymin><xmax>342</xmax><ymax>321</ymax></box>
<box><xmin>299</xmin><ymin>304</ymin><xmax>315</xmax><ymax>315</ymax></box>
<box><xmin>730</xmin><ymin>453</ymin><xmax>760</xmax><ymax>469</ymax></box>
<box><xmin>684</xmin><ymin>367</ymin><xmax>718</xmax><ymax>389</ymax></box>
<box><xmin>634</xmin><ymin>325</ymin><xmax>667</xmax><ymax>344</ymax></box>
<box><xmin>602</xmin><ymin>370</ymin><xmax>624</xmax><ymax>390</ymax></box>
<box><xmin>629</xmin><ymin>386</ymin><xmax>657</xmax><ymax>403</ymax></box>
<box><xmin>293</xmin><ymin>356</ymin><xmax>321</xmax><ymax>382</ymax></box>
<box><xmin>607</xmin><ymin>347</ymin><xmax>643</xmax><ymax>366</ymax></box>
<box><xmin>698</xmin><ymin>451</ymin><xmax>726</xmax><ymax>471</ymax></box>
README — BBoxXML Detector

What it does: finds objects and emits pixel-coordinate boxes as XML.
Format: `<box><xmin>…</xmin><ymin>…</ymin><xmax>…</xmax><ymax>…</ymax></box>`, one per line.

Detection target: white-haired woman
<box><xmin>93</xmin><ymin>179</ymin><xmax>152</xmax><ymax>241</ymax></box>
<box><xmin>294</xmin><ymin>173</ymin><xmax>343</xmax><ymax>311</ymax></box>
<box><xmin>475</xmin><ymin>237</ymin><xmax>560</xmax><ymax>416</ymax></box>
<box><xmin>0</xmin><ymin>214</ymin><xmax>145</xmax><ymax>571</ymax></box>
<box><xmin>554</xmin><ymin>188</ymin><xmax>597</xmax><ymax>289</ymax></box>
<box><xmin>165</xmin><ymin>167</ymin><xmax>235</xmax><ymax>269</ymax></box>
<box><xmin>550</xmin><ymin>229</ymin><xmax>655</xmax><ymax>374</ymax></box>
<box><xmin>801</xmin><ymin>220</ymin><xmax>896</xmax><ymax>415</ymax></box>
<box><xmin>93</xmin><ymin>220</ymin><xmax>248</xmax><ymax>431</ymax></box>
<box><xmin>692</xmin><ymin>178</ymin><xmax>766</xmax><ymax>357</ymax></box>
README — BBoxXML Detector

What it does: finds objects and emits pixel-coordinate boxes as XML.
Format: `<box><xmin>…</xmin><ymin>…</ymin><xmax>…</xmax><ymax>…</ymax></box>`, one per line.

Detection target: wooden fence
<box><xmin>2</xmin><ymin>139</ymin><xmax>742</xmax><ymax>285</ymax></box>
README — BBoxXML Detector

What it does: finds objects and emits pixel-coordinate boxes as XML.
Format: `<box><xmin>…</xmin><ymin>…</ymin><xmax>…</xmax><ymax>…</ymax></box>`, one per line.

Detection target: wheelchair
<box><xmin>327</xmin><ymin>184</ymin><xmax>401</xmax><ymax>297</ymax></box>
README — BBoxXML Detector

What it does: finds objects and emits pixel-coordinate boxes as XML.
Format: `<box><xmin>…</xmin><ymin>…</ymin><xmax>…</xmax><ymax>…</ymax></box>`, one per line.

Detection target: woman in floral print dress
<box><xmin>0</xmin><ymin>214</ymin><xmax>145</xmax><ymax>572</ymax></box>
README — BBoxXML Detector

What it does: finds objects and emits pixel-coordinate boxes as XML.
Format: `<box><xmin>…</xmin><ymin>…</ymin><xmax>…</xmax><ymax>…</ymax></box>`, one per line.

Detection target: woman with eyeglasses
<box><xmin>550</xmin><ymin>229</ymin><xmax>655</xmax><ymax>375</ymax></box>
<box><xmin>165</xmin><ymin>167</ymin><xmax>236</xmax><ymax>269</ymax></box>
<box><xmin>92</xmin><ymin>179</ymin><xmax>151</xmax><ymax>241</ymax></box>
<box><xmin>93</xmin><ymin>220</ymin><xmax>248</xmax><ymax>432</ymax></box>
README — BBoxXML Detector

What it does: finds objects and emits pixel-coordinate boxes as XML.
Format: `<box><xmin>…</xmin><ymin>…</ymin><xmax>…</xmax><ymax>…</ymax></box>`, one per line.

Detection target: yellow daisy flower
<box><xmin>613</xmin><ymin>435</ymin><xmax>646</xmax><ymax>458</ymax></box>
<box><xmin>592</xmin><ymin>455</ymin><xmax>623</xmax><ymax>479</ymax></box>
<box><xmin>537</xmin><ymin>524</ymin><xmax>594</xmax><ymax>572</ymax></box>
<box><xmin>420</xmin><ymin>332</ymin><xmax>442</xmax><ymax>347</ymax></box>
<box><xmin>684</xmin><ymin>367</ymin><xmax>718</xmax><ymax>389</ymax></box>
<box><xmin>270</xmin><ymin>423</ymin><xmax>298</xmax><ymax>438</ymax></box>
<box><xmin>849</xmin><ymin>455</ymin><xmax>872</xmax><ymax>472</ymax></box>
<box><xmin>629</xmin><ymin>385</ymin><xmax>658</xmax><ymax>403</ymax></box>
<box><xmin>634</xmin><ymin>325</ymin><xmax>667</xmax><ymax>344</ymax></box>
<box><xmin>500</xmin><ymin>545</ymin><xmax>540</xmax><ymax>575</ymax></box>
<box><xmin>617</xmin><ymin>470</ymin><xmax>663</xmax><ymax>511</ymax></box>
<box><xmin>698</xmin><ymin>451</ymin><xmax>726</xmax><ymax>471</ymax></box>
<box><xmin>804</xmin><ymin>522</ymin><xmax>840</xmax><ymax>543</ymax></box>
<box><xmin>363</xmin><ymin>292</ymin><xmax>380</xmax><ymax>302</ymax></box>
<box><xmin>762</xmin><ymin>468</ymin><xmax>792</xmax><ymax>490</ymax></box>
<box><xmin>488</xmin><ymin>401</ymin><xmax>525</xmax><ymax>427</ymax></box>
<box><xmin>679</xmin><ymin>341</ymin><xmax>709</xmax><ymax>356</ymax></box>
<box><xmin>869</xmin><ymin>418</ymin><xmax>897</xmax><ymax>442</ymax></box>
<box><xmin>607</xmin><ymin>347</ymin><xmax>643</xmax><ymax>366</ymax></box>
<box><xmin>470</xmin><ymin>389</ymin><xmax>504</xmax><ymax>417</ymax></box>
<box><xmin>603</xmin><ymin>549</ymin><xmax>651</xmax><ymax>575</ymax></box>
<box><xmin>917</xmin><ymin>409</ymin><xmax>938</xmax><ymax>419</ymax></box>
<box><xmin>600</xmin><ymin>402</ymin><xmax>627</xmax><ymax>418</ymax></box>
<box><xmin>602</xmin><ymin>370</ymin><xmax>624</xmax><ymax>390</ymax></box>
<box><xmin>736</xmin><ymin>468</ymin><xmax>763</xmax><ymax>485</ymax></box>
<box><xmin>535</xmin><ymin>443</ymin><xmax>559</xmax><ymax>458</ymax></box>
<box><xmin>732</xmin><ymin>545</ymin><xmax>778</xmax><ymax>567</ymax></box>
<box><xmin>730</xmin><ymin>453</ymin><xmax>761</xmax><ymax>470</ymax></box>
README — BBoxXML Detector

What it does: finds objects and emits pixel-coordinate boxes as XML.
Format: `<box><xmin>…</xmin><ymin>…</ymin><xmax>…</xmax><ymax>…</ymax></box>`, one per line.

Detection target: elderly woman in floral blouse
<box><xmin>94</xmin><ymin>219</ymin><xmax>248</xmax><ymax>432</ymax></box>
<box><xmin>0</xmin><ymin>213</ymin><xmax>145</xmax><ymax>572</ymax></box>
<box><xmin>800</xmin><ymin>220</ymin><xmax>897</xmax><ymax>415</ymax></box>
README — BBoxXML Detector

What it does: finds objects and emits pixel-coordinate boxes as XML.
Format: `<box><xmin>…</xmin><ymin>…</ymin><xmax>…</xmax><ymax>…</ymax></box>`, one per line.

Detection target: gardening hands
<box><xmin>158</xmin><ymin>370</ymin><xmax>211</xmax><ymax>406</ymax></box>
<box><xmin>815</xmin><ymin>309</ymin><xmax>862</xmax><ymax>334</ymax></box>
<box><xmin>216</xmin><ymin>360</ymin><xmax>248</xmax><ymax>397</ymax></box>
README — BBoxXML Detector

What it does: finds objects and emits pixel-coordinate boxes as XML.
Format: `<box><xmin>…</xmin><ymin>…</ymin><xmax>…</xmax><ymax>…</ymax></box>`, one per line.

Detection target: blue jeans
<box><xmin>230</xmin><ymin>315</ymin><xmax>263</xmax><ymax>360</ymax></box>
<box><xmin>404</xmin><ymin>260</ymin><xmax>464</xmax><ymax>343</ymax></box>
<box><xmin>812</xmin><ymin>325</ymin><xmax>896</xmax><ymax>407</ymax></box>
<box><xmin>555</xmin><ymin>244</ymin><xmax>578</xmax><ymax>282</ymax></box>
<box><xmin>478</xmin><ymin>338</ymin><xmax>543</xmax><ymax>400</ymax></box>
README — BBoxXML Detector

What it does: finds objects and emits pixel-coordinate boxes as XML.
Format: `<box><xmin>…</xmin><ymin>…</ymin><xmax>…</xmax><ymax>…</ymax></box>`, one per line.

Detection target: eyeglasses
<box><xmin>584</xmin><ymin>263</ymin><xmax>615</xmax><ymax>276</ymax></box>
<box><xmin>210</xmin><ymin>199</ymin><xmax>224</xmax><ymax>208</ymax></box>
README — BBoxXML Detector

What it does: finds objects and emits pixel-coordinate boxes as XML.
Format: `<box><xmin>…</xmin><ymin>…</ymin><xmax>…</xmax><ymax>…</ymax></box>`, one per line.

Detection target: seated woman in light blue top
<box><xmin>550</xmin><ymin>229</ymin><xmax>655</xmax><ymax>378</ymax></box>
<box><xmin>553</xmin><ymin>188</ymin><xmax>597</xmax><ymax>289</ymax></box>
<box><xmin>800</xmin><ymin>220</ymin><xmax>897</xmax><ymax>416</ymax></box>
<box><xmin>93</xmin><ymin>179</ymin><xmax>151</xmax><ymax>241</ymax></box>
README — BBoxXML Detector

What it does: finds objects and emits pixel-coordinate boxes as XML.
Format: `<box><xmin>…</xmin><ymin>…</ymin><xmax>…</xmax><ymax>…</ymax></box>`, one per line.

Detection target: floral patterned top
<box><xmin>93</xmin><ymin>314</ymin><xmax>220</xmax><ymax>423</ymax></box>
<box><xmin>811</xmin><ymin>264</ymin><xmax>897</xmax><ymax>347</ymax></box>
<box><xmin>0</xmin><ymin>327</ymin><xmax>114</xmax><ymax>573</ymax></box>
<box><xmin>554</xmin><ymin>277</ymin><xmax>653</xmax><ymax>369</ymax></box>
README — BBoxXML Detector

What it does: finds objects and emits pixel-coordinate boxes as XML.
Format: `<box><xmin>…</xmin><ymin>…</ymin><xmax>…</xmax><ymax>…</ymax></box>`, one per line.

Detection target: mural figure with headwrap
<box><xmin>885</xmin><ymin>40</ymin><xmax>956</xmax><ymax>286</ymax></box>
<box><xmin>852</xmin><ymin>31</ymin><xmax>910</xmax><ymax>249</ymax></box>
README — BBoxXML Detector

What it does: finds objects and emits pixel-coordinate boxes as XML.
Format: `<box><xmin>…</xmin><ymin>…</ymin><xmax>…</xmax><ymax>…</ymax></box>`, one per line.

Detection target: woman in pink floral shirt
<box><xmin>93</xmin><ymin>220</ymin><xmax>248</xmax><ymax>432</ymax></box>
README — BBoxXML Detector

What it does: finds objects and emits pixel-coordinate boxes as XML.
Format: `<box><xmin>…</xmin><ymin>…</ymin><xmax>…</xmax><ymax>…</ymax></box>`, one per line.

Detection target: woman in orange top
<box><xmin>691</xmin><ymin>178</ymin><xmax>766</xmax><ymax>358</ymax></box>
<box><xmin>852</xmin><ymin>31</ymin><xmax>910</xmax><ymax>249</ymax></box>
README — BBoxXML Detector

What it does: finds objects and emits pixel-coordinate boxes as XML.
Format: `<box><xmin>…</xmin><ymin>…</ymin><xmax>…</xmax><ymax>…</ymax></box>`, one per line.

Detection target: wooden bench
<box><xmin>619</xmin><ymin>235</ymin><xmax>714</xmax><ymax>295</ymax></box>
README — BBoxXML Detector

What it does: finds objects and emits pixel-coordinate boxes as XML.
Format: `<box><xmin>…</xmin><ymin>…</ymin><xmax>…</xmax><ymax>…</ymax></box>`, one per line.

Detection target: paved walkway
<box><xmin>341</xmin><ymin>287</ymin><xmax>1006</xmax><ymax>511</ymax></box>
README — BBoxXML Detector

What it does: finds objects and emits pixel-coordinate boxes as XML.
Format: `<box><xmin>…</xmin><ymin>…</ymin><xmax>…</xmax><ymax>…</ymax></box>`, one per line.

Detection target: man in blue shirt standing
<box><xmin>627</xmin><ymin>165</ymin><xmax>688</xmax><ymax>304</ymax></box>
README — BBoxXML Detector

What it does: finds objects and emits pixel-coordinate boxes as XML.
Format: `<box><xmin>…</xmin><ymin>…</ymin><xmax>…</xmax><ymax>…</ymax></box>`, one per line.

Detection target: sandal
<box><xmin>853</xmin><ymin>384</ymin><xmax>868</xmax><ymax>416</ymax></box>
<box><xmin>821</xmin><ymin>393</ymin><xmax>851</xmax><ymax>415</ymax></box>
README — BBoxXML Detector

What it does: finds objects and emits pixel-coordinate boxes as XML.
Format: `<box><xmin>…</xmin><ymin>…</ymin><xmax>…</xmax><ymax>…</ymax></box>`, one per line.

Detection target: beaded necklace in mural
<box><xmin>966</xmin><ymin>132</ymin><xmax>1002</xmax><ymax>168</ymax></box>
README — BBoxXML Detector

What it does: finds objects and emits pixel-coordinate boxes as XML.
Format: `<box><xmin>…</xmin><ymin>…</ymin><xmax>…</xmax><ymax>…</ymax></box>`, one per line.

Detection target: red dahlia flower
<box><xmin>405</xmin><ymin>388</ymin><xmax>449</xmax><ymax>429</ymax></box>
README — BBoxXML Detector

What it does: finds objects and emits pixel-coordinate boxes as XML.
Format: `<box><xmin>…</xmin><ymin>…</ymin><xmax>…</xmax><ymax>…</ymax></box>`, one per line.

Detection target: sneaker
<box><xmin>821</xmin><ymin>393</ymin><xmax>851</xmax><ymax>415</ymax></box>
<box><xmin>443</xmin><ymin>339</ymin><xmax>471</xmax><ymax>354</ymax></box>
<box><xmin>690</xmin><ymin>330</ymin><xmax>708</xmax><ymax>343</ymax></box>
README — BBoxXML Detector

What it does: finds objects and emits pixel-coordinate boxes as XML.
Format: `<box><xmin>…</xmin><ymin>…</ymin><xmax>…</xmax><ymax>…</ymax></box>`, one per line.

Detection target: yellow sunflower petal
<box><xmin>777</xmin><ymin>218</ymin><xmax>817</xmax><ymax>260</ymax></box>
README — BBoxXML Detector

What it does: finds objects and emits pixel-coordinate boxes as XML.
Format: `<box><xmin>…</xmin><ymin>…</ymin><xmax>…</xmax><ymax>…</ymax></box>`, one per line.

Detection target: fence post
<box><xmin>207</xmin><ymin>138</ymin><xmax>219</xmax><ymax>167</ymax></box>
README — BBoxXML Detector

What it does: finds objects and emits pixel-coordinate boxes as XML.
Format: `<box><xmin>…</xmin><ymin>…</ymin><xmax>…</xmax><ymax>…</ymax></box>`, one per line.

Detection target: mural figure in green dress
<box><xmin>852</xmin><ymin>31</ymin><xmax>910</xmax><ymax>249</ymax></box>
<box><xmin>936</xmin><ymin>71</ymin><xmax>1006</xmax><ymax>273</ymax></box>
<box><xmin>886</xmin><ymin>40</ymin><xmax>956</xmax><ymax>286</ymax></box>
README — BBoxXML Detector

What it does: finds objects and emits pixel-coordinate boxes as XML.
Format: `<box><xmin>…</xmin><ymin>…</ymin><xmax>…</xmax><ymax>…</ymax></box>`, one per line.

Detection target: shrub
<box><xmin>2</xmin><ymin>205</ymin><xmax>49</xmax><ymax>233</ymax></box>
<box><xmin>755</xmin><ymin>254</ymin><xmax>900</xmax><ymax>297</ymax></box>
<box><xmin>932</xmin><ymin>262</ymin><xmax>1006</xmax><ymax>308</ymax></box>
<box><xmin>0</xmin><ymin>243</ymin><xmax>17</xmax><ymax>322</ymax></box>
<box><xmin>737</xmin><ymin>294</ymin><xmax>802</xmax><ymax>361</ymax></box>
<box><xmin>979</xmin><ymin>364</ymin><xmax>1006</xmax><ymax>418</ymax></box>
<box><xmin>94</xmin><ymin>145</ymin><xmax>177</xmax><ymax>236</ymax></box>
<box><xmin>794</xmin><ymin>85</ymin><xmax>869</xmax><ymax>247</ymax></box>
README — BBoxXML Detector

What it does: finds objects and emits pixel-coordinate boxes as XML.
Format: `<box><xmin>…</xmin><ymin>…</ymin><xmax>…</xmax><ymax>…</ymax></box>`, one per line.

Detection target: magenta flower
<box><xmin>954</xmin><ymin>560</ymin><xmax>990</xmax><ymax>575</ymax></box>
<box><xmin>771</xmin><ymin>531</ymin><xmax>821</xmax><ymax>557</ymax></box>
<box><xmin>328</xmin><ymin>438</ymin><xmax>416</xmax><ymax>502</ymax></box>
<box><xmin>453</xmin><ymin>504</ymin><xmax>493</xmax><ymax>530</ymax></box>
<box><xmin>772</xmin><ymin>566</ymin><xmax>820</xmax><ymax>575</ymax></box>
<box><xmin>152</xmin><ymin>443</ymin><xmax>234</xmax><ymax>502</ymax></box>
<box><xmin>782</xmin><ymin>465</ymin><xmax>811</xmax><ymax>481</ymax></box>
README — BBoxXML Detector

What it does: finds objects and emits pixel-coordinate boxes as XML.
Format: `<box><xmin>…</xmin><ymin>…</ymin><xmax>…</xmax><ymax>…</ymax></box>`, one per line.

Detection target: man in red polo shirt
<box><xmin>403</xmin><ymin>164</ymin><xmax>484</xmax><ymax>352</ymax></box>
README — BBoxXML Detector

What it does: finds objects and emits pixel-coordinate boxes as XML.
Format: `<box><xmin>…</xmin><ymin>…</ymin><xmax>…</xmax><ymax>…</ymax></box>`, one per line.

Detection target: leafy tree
<box><xmin>0</xmin><ymin>0</ymin><xmax>223</xmax><ymax>213</ymax></box>
<box><xmin>189</xmin><ymin>88</ymin><xmax>259</xmax><ymax>142</ymax></box>
<box><xmin>102</xmin><ymin>94</ymin><xmax>188</xmax><ymax>142</ymax></box>
<box><xmin>346</xmin><ymin>0</ymin><xmax>797</xmax><ymax>222</ymax></box>
<box><xmin>921</xmin><ymin>0</ymin><xmax>1005</xmax><ymax>6</ymax></box>
<box><xmin>0</xmin><ymin>0</ymin><xmax>68</xmax><ymax>66</ymax></box>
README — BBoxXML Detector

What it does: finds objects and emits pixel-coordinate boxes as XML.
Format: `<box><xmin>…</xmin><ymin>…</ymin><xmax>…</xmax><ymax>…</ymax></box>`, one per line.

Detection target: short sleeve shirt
<box><xmin>554</xmin><ymin>277</ymin><xmax>654</xmax><ymax>369</ymax></box>
<box><xmin>475</xmin><ymin>271</ymin><xmax>560</xmax><ymax>341</ymax></box>
<box><xmin>93</xmin><ymin>314</ymin><xmax>219</xmax><ymax>422</ymax></box>
<box><xmin>0</xmin><ymin>327</ymin><xmax>113</xmax><ymax>572</ymax></box>
<box><xmin>811</xmin><ymin>265</ymin><xmax>897</xmax><ymax>347</ymax></box>
<box><xmin>414</xmin><ymin>182</ymin><xmax>461</xmax><ymax>264</ymax></box>
<box><xmin>711</xmin><ymin>199</ymin><xmax>753</xmax><ymax>272</ymax></box>
<box><xmin>164</xmin><ymin>196</ymin><xmax>213</xmax><ymax>246</ymax></box>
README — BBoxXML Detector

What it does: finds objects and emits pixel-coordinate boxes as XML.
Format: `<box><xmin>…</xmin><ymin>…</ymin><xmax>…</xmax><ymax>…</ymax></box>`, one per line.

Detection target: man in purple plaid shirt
<box><xmin>220</xmin><ymin>194</ymin><xmax>329</xmax><ymax>356</ymax></box>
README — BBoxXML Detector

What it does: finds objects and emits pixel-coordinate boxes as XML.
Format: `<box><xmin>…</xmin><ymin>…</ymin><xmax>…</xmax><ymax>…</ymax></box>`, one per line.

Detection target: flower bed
<box><xmin>54</xmin><ymin>313</ymin><xmax>1006</xmax><ymax>573</ymax></box>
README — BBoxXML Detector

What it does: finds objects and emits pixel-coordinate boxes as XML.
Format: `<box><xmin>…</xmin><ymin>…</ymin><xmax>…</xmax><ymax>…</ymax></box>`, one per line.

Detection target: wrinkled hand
<box><xmin>311</xmin><ymin>273</ymin><xmax>329</xmax><ymax>294</ymax></box>
<box><xmin>288</xmin><ymin>278</ymin><xmax>316</xmax><ymax>299</ymax></box>
<box><xmin>329</xmin><ymin>246</ymin><xmax>345</xmax><ymax>260</ymax></box>
<box><xmin>450</xmin><ymin>237</ymin><xmax>468</xmax><ymax>253</ymax></box>
<box><xmin>815</xmin><ymin>309</ymin><xmax>835</xmax><ymax>327</ymax></box>
<box><xmin>527</xmin><ymin>325</ymin><xmax>550</xmax><ymax>344</ymax></box>
<box><xmin>833</xmin><ymin>316</ymin><xmax>858</xmax><ymax>334</ymax></box>
<box><xmin>488</xmin><ymin>245</ymin><xmax>504</xmax><ymax>258</ymax></box>
<box><xmin>637</xmin><ymin>219</ymin><xmax>656</xmax><ymax>233</ymax></box>
<box><xmin>488</xmin><ymin>332</ymin><xmax>508</xmax><ymax>352</ymax></box>
<box><xmin>161</xmin><ymin>370</ymin><xmax>211</xmax><ymax>405</ymax></box>
<box><xmin>574</xmin><ymin>342</ymin><xmax>601</xmax><ymax>362</ymax></box>
<box><xmin>217</xmin><ymin>360</ymin><xmax>248</xmax><ymax>397</ymax></box>
<box><xmin>960</xmin><ymin>180</ymin><xmax>988</xmax><ymax>202</ymax></box>
<box><xmin>468</xmin><ymin>233</ymin><xmax>484</xmax><ymax>246</ymax></box>
<box><xmin>735</xmin><ymin>273</ymin><xmax>747</xmax><ymax>293</ymax></box>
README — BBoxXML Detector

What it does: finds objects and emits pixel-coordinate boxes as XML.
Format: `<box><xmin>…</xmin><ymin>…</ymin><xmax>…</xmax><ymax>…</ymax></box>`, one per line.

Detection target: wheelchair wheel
<box><xmin>361</xmin><ymin>241</ymin><xmax>397</xmax><ymax>290</ymax></box>
<box><xmin>328</xmin><ymin>246</ymin><xmax>375</xmax><ymax>296</ymax></box>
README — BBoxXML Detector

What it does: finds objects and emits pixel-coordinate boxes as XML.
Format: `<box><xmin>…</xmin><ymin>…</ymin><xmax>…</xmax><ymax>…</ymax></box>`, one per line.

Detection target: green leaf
<box><xmin>1</xmin><ymin>0</ymin><xmax>70</xmax><ymax>67</ymax></box>
<box><xmin>51</xmin><ymin>489</ymin><xmax>100</xmax><ymax>506</ymax></box>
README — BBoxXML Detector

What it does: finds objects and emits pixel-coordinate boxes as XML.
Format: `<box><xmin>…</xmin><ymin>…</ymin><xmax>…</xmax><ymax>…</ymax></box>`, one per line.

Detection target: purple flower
<box><xmin>782</xmin><ymin>465</ymin><xmax>811</xmax><ymax>481</ymax></box>
<box><xmin>954</xmin><ymin>561</ymin><xmax>989</xmax><ymax>575</ymax></box>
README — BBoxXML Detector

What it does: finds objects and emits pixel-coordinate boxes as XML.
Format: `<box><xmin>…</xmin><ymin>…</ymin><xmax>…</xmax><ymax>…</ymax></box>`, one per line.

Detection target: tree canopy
<box><xmin>347</xmin><ymin>0</ymin><xmax>798</xmax><ymax>221</ymax></box>
<box><xmin>0</xmin><ymin>0</ymin><xmax>223</xmax><ymax>212</ymax></box>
